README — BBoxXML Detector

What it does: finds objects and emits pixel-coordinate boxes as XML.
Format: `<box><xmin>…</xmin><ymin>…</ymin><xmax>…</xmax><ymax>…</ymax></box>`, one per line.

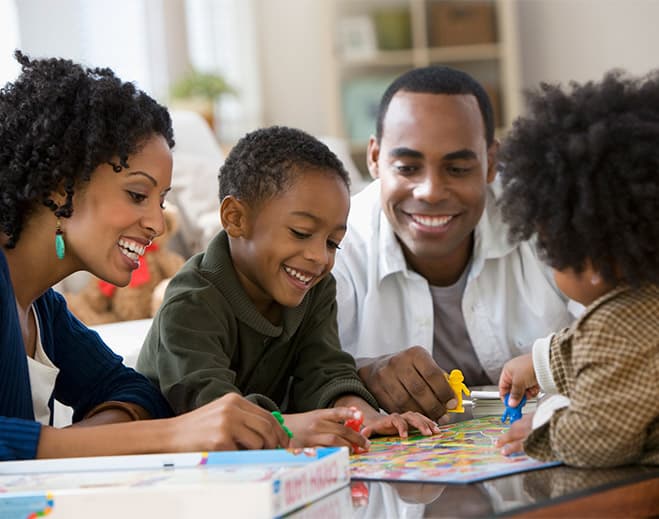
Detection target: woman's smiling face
<box><xmin>62</xmin><ymin>133</ymin><xmax>173</xmax><ymax>287</ymax></box>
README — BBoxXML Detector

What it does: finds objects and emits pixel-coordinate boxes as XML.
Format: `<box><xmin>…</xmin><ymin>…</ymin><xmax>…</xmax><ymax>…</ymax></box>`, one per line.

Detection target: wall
<box><xmin>253</xmin><ymin>0</ymin><xmax>331</xmax><ymax>137</ymax></box>
<box><xmin>516</xmin><ymin>0</ymin><xmax>659</xmax><ymax>92</ymax></box>
<box><xmin>254</xmin><ymin>0</ymin><xmax>659</xmax><ymax>134</ymax></box>
<box><xmin>14</xmin><ymin>0</ymin><xmax>189</xmax><ymax>100</ymax></box>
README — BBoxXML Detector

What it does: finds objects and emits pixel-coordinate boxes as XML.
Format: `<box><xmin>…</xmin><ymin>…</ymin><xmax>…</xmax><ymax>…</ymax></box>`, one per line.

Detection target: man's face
<box><xmin>368</xmin><ymin>92</ymin><xmax>497</xmax><ymax>283</ymax></box>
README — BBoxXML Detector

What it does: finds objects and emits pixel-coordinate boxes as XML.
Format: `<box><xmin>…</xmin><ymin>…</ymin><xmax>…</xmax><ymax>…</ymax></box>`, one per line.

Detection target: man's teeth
<box><xmin>118</xmin><ymin>239</ymin><xmax>146</xmax><ymax>260</ymax></box>
<box><xmin>284</xmin><ymin>266</ymin><xmax>313</xmax><ymax>284</ymax></box>
<box><xmin>411</xmin><ymin>214</ymin><xmax>453</xmax><ymax>227</ymax></box>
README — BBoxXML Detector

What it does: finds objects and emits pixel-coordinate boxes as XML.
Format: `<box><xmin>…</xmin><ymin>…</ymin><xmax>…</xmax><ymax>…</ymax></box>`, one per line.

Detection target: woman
<box><xmin>0</xmin><ymin>51</ymin><xmax>289</xmax><ymax>461</ymax></box>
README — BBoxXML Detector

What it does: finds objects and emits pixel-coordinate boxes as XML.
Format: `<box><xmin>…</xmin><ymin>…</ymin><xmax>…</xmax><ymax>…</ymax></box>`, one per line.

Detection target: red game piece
<box><xmin>345</xmin><ymin>409</ymin><xmax>367</xmax><ymax>454</ymax></box>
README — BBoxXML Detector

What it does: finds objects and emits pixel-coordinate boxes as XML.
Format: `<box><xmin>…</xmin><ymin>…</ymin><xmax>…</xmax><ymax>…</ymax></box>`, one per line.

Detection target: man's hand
<box><xmin>357</xmin><ymin>346</ymin><xmax>456</xmax><ymax>421</ymax></box>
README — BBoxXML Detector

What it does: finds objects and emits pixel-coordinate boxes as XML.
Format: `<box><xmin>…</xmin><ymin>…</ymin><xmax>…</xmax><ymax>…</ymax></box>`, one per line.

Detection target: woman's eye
<box><xmin>128</xmin><ymin>191</ymin><xmax>147</xmax><ymax>203</ymax></box>
<box><xmin>290</xmin><ymin>228</ymin><xmax>310</xmax><ymax>239</ymax></box>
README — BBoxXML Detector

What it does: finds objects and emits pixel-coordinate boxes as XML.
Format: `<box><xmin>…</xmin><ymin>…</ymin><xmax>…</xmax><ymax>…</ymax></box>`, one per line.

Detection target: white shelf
<box><xmin>324</xmin><ymin>0</ymin><xmax>522</xmax><ymax>164</ymax></box>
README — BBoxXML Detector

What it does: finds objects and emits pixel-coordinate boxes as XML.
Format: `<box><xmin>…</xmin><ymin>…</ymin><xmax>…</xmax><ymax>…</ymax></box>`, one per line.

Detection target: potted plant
<box><xmin>169</xmin><ymin>69</ymin><xmax>236</xmax><ymax>130</ymax></box>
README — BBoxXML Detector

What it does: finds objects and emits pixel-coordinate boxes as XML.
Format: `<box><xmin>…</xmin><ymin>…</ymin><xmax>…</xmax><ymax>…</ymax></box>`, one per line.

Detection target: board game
<box><xmin>350</xmin><ymin>416</ymin><xmax>560</xmax><ymax>484</ymax></box>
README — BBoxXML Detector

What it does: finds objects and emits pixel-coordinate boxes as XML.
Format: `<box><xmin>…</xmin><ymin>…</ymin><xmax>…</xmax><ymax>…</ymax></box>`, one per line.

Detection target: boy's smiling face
<box><xmin>223</xmin><ymin>168</ymin><xmax>349</xmax><ymax>321</ymax></box>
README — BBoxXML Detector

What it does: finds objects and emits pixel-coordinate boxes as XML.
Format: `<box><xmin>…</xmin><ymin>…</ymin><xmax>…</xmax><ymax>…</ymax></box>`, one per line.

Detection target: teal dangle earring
<box><xmin>55</xmin><ymin>218</ymin><xmax>65</xmax><ymax>260</ymax></box>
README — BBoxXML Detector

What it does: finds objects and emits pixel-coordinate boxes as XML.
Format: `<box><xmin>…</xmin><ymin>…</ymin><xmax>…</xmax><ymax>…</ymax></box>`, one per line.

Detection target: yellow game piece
<box><xmin>446</xmin><ymin>369</ymin><xmax>470</xmax><ymax>413</ymax></box>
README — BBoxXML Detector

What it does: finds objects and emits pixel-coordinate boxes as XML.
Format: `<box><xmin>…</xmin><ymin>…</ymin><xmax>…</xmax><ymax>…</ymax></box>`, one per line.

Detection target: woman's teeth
<box><xmin>119</xmin><ymin>239</ymin><xmax>146</xmax><ymax>261</ymax></box>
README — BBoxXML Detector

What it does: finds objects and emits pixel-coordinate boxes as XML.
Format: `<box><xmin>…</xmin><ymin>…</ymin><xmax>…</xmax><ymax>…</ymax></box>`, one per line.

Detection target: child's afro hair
<box><xmin>499</xmin><ymin>69</ymin><xmax>659</xmax><ymax>286</ymax></box>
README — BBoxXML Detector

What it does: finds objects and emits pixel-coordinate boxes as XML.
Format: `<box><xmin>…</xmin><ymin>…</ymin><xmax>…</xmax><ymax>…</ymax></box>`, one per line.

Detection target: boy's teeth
<box><xmin>284</xmin><ymin>266</ymin><xmax>313</xmax><ymax>284</ymax></box>
<box><xmin>411</xmin><ymin>214</ymin><xmax>453</xmax><ymax>227</ymax></box>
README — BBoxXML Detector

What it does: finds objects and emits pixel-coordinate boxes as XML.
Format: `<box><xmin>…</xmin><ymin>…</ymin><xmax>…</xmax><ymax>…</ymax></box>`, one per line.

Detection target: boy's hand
<box><xmin>283</xmin><ymin>408</ymin><xmax>370</xmax><ymax>452</ymax></box>
<box><xmin>498</xmin><ymin>353</ymin><xmax>539</xmax><ymax>407</ymax></box>
<box><xmin>495</xmin><ymin>413</ymin><xmax>534</xmax><ymax>456</ymax></box>
<box><xmin>360</xmin><ymin>410</ymin><xmax>440</xmax><ymax>439</ymax></box>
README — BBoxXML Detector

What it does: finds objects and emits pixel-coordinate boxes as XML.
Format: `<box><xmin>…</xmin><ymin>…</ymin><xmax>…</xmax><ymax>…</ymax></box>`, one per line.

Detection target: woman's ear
<box><xmin>220</xmin><ymin>196</ymin><xmax>250</xmax><ymax>238</ymax></box>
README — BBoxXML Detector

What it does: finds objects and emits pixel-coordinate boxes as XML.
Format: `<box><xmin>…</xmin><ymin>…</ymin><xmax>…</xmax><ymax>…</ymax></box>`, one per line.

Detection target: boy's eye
<box><xmin>128</xmin><ymin>191</ymin><xmax>147</xmax><ymax>203</ymax></box>
<box><xmin>327</xmin><ymin>240</ymin><xmax>341</xmax><ymax>251</ymax></box>
<box><xmin>290</xmin><ymin>228</ymin><xmax>311</xmax><ymax>239</ymax></box>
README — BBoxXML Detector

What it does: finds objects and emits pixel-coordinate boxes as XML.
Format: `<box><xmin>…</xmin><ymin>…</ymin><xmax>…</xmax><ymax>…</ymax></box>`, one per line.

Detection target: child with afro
<box><xmin>495</xmin><ymin>70</ymin><xmax>659</xmax><ymax>467</ymax></box>
<box><xmin>137</xmin><ymin>126</ymin><xmax>439</xmax><ymax>450</ymax></box>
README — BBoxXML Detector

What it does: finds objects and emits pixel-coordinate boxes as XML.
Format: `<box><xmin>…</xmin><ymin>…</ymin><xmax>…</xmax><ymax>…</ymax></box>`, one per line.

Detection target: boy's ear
<box><xmin>220</xmin><ymin>195</ymin><xmax>250</xmax><ymax>237</ymax></box>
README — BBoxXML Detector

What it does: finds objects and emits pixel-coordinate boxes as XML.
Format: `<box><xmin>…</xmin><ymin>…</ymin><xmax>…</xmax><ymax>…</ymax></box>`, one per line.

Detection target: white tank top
<box><xmin>26</xmin><ymin>305</ymin><xmax>60</xmax><ymax>425</ymax></box>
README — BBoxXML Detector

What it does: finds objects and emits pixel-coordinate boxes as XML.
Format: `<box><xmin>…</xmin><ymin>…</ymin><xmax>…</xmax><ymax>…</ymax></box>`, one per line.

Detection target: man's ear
<box><xmin>366</xmin><ymin>135</ymin><xmax>381</xmax><ymax>180</ymax></box>
<box><xmin>220</xmin><ymin>196</ymin><xmax>250</xmax><ymax>238</ymax></box>
<box><xmin>485</xmin><ymin>139</ymin><xmax>500</xmax><ymax>184</ymax></box>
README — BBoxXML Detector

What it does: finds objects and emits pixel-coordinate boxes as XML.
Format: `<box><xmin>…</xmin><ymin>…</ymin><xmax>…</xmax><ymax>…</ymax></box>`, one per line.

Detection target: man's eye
<box><xmin>447</xmin><ymin>166</ymin><xmax>472</xmax><ymax>176</ymax></box>
<box><xmin>395</xmin><ymin>164</ymin><xmax>418</xmax><ymax>174</ymax></box>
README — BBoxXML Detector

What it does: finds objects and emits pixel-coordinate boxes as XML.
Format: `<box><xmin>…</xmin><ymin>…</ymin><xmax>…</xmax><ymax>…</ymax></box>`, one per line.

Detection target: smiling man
<box><xmin>334</xmin><ymin>67</ymin><xmax>575</xmax><ymax>421</ymax></box>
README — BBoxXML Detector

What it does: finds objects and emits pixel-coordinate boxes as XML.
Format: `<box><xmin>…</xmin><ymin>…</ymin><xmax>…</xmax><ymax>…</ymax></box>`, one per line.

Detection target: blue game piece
<box><xmin>501</xmin><ymin>394</ymin><xmax>527</xmax><ymax>424</ymax></box>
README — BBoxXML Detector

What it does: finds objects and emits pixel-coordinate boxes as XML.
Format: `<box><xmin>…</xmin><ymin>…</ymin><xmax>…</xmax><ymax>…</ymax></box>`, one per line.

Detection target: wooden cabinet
<box><xmin>322</xmin><ymin>0</ymin><xmax>521</xmax><ymax>175</ymax></box>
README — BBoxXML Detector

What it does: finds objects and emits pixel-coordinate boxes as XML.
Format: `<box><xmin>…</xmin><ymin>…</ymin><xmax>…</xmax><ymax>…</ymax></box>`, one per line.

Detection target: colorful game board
<box><xmin>350</xmin><ymin>416</ymin><xmax>560</xmax><ymax>484</ymax></box>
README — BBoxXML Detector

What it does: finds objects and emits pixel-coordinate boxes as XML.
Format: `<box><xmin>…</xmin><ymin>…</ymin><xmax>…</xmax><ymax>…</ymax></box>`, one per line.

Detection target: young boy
<box><xmin>137</xmin><ymin>126</ymin><xmax>438</xmax><ymax>449</ymax></box>
<box><xmin>494</xmin><ymin>71</ymin><xmax>659</xmax><ymax>467</ymax></box>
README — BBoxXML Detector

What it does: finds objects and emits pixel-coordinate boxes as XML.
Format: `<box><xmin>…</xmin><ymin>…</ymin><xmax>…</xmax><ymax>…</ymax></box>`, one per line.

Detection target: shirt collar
<box><xmin>201</xmin><ymin>231</ymin><xmax>307</xmax><ymax>338</ymax></box>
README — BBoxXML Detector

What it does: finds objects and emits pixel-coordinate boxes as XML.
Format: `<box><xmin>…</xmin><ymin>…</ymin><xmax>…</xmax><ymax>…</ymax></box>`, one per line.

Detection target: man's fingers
<box><xmin>415</xmin><ymin>360</ymin><xmax>455</xmax><ymax>404</ymax></box>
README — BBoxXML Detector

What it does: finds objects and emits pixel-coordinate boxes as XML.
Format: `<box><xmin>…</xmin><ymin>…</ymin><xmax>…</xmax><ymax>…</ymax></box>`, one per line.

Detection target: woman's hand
<box><xmin>170</xmin><ymin>393</ymin><xmax>291</xmax><ymax>451</ymax></box>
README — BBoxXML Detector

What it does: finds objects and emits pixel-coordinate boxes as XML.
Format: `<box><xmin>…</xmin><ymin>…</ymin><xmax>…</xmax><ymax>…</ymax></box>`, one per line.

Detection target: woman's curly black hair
<box><xmin>499</xmin><ymin>69</ymin><xmax>659</xmax><ymax>287</ymax></box>
<box><xmin>219</xmin><ymin>126</ymin><xmax>349</xmax><ymax>205</ymax></box>
<box><xmin>0</xmin><ymin>51</ymin><xmax>174</xmax><ymax>248</ymax></box>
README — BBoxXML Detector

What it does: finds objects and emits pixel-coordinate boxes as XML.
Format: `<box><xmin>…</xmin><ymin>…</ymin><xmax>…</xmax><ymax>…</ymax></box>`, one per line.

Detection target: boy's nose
<box><xmin>304</xmin><ymin>239</ymin><xmax>329</xmax><ymax>265</ymax></box>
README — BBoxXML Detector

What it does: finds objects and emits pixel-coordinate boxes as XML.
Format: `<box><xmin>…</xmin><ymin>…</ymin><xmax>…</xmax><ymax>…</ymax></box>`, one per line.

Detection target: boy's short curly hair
<box><xmin>0</xmin><ymin>51</ymin><xmax>174</xmax><ymax>248</ymax></box>
<box><xmin>219</xmin><ymin>126</ymin><xmax>350</xmax><ymax>205</ymax></box>
<box><xmin>499</xmin><ymin>69</ymin><xmax>659</xmax><ymax>287</ymax></box>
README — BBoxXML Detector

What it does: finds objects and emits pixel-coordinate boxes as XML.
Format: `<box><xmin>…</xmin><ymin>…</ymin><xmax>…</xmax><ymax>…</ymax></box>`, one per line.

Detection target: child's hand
<box><xmin>498</xmin><ymin>353</ymin><xmax>539</xmax><ymax>407</ymax></box>
<box><xmin>171</xmin><ymin>393</ymin><xmax>291</xmax><ymax>451</ymax></box>
<box><xmin>283</xmin><ymin>408</ymin><xmax>370</xmax><ymax>451</ymax></box>
<box><xmin>495</xmin><ymin>413</ymin><xmax>534</xmax><ymax>456</ymax></box>
<box><xmin>360</xmin><ymin>411</ymin><xmax>440</xmax><ymax>439</ymax></box>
